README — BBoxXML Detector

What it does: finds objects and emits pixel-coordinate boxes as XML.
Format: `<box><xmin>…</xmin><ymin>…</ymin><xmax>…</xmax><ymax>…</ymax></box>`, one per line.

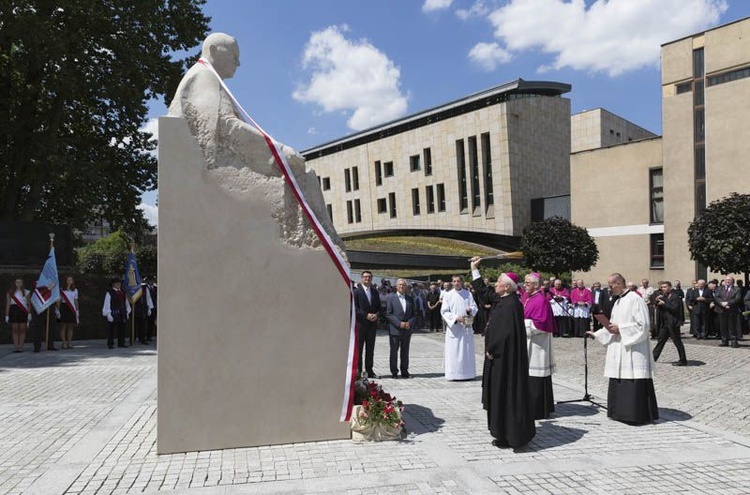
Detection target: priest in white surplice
<box><xmin>588</xmin><ymin>272</ymin><xmax>659</xmax><ymax>425</ymax></box>
<box><xmin>441</xmin><ymin>275</ymin><xmax>479</xmax><ymax>380</ymax></box>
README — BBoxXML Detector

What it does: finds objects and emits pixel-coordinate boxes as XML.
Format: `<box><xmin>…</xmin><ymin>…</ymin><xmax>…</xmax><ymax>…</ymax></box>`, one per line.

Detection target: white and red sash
<box><xmin>196</xmin><ymin>58</ymin><xmax>358</xmax><ymax>421</ymax></box>
<box><xmin>9</xmin><ymin>291</ymin><xmax>30</xmax><ymax>314</ymax></box>
<box><xmin>61</xmin><ymin>290</ymin><xmax>77</xmax><ymax>317</ymax></box>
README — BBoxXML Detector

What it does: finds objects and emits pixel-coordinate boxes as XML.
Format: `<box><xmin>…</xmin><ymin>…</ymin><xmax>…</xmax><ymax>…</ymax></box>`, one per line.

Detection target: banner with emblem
<box><xmin>31</xmin><ymin>247</ymin><xmax>61</xmax><ymax>314</ymax></box>
<box><xmin>123</xmin><ymin>249</ymin><xmax>143</xmax><ymax>304</ymax></box>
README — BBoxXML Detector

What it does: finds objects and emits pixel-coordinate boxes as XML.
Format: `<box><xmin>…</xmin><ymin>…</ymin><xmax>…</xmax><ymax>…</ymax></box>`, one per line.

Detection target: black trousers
<box><xmin>691</xmin><ymin>311</ymin><xmax>708</xmax><ymax>338</ymax></box>
<box><xmin>718</xmin><ymin>312</ymin><xmax>741</xmax><ymax>344</ymax></box>
<box><xmin>108</xmin><ymin>321</ymin><xmax>126</xmax><ymax>347</ymax></box>
<box><xmin>389</xmin><ymin>330</ymin><xmax>412</xmax><ymax>376</ymax></box>
<box><xmin>135</xmin><ymin>316</ymin><xmax>149</xmax><ymax>344</ymax></box>
<box><xmin>427</xmin><ymin>308</ymin><xmax>441</xmax><ymax>331</ymax></box>
<box><xmin>357</xmin><ymin>320</ymin><xmax>378</xmax><ymax>376</ymax></box>
<box><xmin>652</xmin><ymin>324</ymin><xmax>687</xmax><ymax>363</ymax></box>
<box><xmin>573</xmin><ymin>317</ymin><xmax>589</xmax><ymax>337</ymax></box>
<box><xmin>555</xmin><ymin>316</ymin><xmax>571</xmax><ymax>336</ymax></box>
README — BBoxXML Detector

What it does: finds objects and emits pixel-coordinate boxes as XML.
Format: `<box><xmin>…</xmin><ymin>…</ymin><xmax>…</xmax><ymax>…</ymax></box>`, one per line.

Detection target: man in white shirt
<box><xmin>589</xmin><ymin>273</ymin><xmax>658</xmax><ymax>425</ymax></box>
<box><xmin>441</xmin><ymin>275</ymin><xmax>478</xmax><ymax>380</ymax></box>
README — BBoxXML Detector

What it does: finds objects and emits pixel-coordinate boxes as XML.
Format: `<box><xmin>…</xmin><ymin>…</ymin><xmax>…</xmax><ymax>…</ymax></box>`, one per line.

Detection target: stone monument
<box><xmin>157</xmin><ymin>33</ymin><xmax>353</xmax><ymax>454</ymax></box>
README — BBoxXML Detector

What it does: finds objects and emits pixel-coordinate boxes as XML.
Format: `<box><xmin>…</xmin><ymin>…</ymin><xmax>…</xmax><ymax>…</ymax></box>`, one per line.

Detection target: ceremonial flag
<box><xmin>123</xmin><ymin>249</ymin><xmax>143</xmax><ymax>304</ymax></box>
<box><xmin>31</xmin><ymin>247</ymin><xmax>61</xmax><ymax>314</ymax></box>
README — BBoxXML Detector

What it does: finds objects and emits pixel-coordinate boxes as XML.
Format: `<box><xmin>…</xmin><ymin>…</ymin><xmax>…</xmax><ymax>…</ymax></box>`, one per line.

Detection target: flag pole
<box><xmin>45</xmin><ymin>233</ymin><xmax>55</xmax><ymax>351</ymax></box>
<box><xmin>131</xmin><ymin>242</ymin><xmax>136</xmax><ymax>346</ymax></box>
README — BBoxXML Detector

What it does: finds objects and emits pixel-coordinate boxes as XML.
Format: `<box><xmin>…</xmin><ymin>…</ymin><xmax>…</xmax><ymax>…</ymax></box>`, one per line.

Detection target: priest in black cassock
<box><xmin>470</xmin><ymin>257</ymin><xmax>536</xmax><ymax>449</ymax></box>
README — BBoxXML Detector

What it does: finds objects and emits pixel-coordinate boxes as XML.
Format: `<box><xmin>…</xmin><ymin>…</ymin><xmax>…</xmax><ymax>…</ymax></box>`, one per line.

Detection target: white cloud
<box><xmin>468</xmin><ymin>42</ymin><xmax>513</xmax><ymax>71</ymax></box>
<box><xmin>422</xmin><ymin>0</ymin><xmax>453</xmax><ymax>13</ymax></box>
<box><xmin>293</xmin><ymin>25</ymin><xmax>409</xmax><ymax>131</ymax></box>
<box><xmin>139</xmin><ymin>117</ymin><xmax>159</xmax><ymax>156</ymax></box>
<box><xmin>478</xmin><ymin>0</ymin><xmax>728</xmax><ymax>76</ymax></box>
<box><xmin>456</xmin><ymin>1</ymin><xmax>490</xmax><ymax>20</ymax></box>
<box><xmin>307</xmin><ymin>126</ymin><xmax>318</xmax><ymax>135</ymax></box>
<box><xmin>138</xmin><ymin>203</ymin><xmax>158</xmax><ymax>227</ymax></box>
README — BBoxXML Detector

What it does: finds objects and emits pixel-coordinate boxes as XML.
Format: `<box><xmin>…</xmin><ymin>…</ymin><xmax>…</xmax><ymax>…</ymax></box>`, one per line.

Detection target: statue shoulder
<box><xmin>168</xmin><ymin>65</ymin><xmax>222</xmax><ymax>116</ymax></box>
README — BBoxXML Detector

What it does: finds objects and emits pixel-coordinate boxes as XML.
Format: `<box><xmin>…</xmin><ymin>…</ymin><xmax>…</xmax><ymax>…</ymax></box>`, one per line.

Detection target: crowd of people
<box><xmin>353</xmin><ymin>266</ymin><xmax>749</xmax><ymax>450</ymax></box>
<box><xmin>3</xmin><ymin>276</ymin><xmax>158</xmax><ymax>352</ymax></box>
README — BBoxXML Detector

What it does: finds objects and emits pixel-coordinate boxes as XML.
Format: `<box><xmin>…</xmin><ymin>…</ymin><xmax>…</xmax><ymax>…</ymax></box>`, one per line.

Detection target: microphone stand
<box><xmin>557</xmin><ymin>299</ymin><xmax>605</xmax><ymax>409</ymax></box>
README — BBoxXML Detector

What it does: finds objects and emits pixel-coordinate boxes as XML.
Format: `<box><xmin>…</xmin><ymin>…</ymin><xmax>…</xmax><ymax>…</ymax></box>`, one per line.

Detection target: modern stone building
<box><xmin>572</xmin><ymin>17</ymin><xmax>750</xmax><ymax>285</ymax></box>
<box><xmin>303</xmin><ymin>79</ymin><xmax>572</xmax><ymax>251</ymax></box>
<box><xmin>571</xmin><ymin>108</ymin><xmax>656</xmax><ymax>153</ymax></box>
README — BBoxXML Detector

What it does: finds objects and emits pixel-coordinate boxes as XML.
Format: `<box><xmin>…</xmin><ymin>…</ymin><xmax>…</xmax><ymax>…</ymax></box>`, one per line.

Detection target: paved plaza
<box><xmin>1</xmin><ymin>329</ymin><xmax>749</xmax><ymax>495</ymax></box>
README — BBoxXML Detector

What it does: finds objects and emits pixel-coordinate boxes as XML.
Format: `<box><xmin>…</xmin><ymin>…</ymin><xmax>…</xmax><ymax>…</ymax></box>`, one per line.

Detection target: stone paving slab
<box><xmin>0</xmin><ymin>331</ymin><xmax>748</xmax><ymax>495</ymax></box>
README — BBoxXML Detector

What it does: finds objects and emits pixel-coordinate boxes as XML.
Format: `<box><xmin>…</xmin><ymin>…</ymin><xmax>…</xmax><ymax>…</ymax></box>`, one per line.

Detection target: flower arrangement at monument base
<box><xmin>350</xmin><ymin>378</ymin><xmax>405</xmax><ymax>441</ymax></box>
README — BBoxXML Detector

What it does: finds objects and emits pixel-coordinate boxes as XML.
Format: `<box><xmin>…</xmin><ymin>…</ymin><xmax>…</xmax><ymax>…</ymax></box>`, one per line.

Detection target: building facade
<box><xmin>303</xmin><ymin>80</ymin><xmax>571</xmax><ymax>250</ymax></box>
<box><xmin>571</xmin><ymin>108</ymin><xmax>657</xmax><ymax>153</ymax></box>
<box><xmin>573</xmin><ymin>17</ymin><xmax>750</xmax><ymax>285</ymax></box>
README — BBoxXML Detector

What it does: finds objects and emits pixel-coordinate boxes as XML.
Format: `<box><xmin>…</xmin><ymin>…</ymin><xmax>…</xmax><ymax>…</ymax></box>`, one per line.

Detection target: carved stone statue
<box><xmin>169</xmin><ymin>32</ymin><xmax>345</xmax><ymax>255</ymax></box>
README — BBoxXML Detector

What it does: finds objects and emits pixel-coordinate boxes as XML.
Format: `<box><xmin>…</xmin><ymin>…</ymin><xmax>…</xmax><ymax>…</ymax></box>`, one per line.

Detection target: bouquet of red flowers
<box><xmin>351</xmin><ymin>378</ymin><xmax>405</xmax><ymax>441</ymax></box>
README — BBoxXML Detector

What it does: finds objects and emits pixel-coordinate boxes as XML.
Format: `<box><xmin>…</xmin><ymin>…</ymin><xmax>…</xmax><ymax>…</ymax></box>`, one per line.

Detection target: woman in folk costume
<box><xmin>521</xmin><ymin>273</ymin><xmax>557</xmax><ymax>420</ymax></box>
<box><xmin>57</xmin><ymin>276</ymin><xmax>79</xmax><ymax>349</ymax></box>
<box><xmin>5</xmin><ymin>278</ymin><xmax>32</xmax><ymax>352</ymax></box>
<box><xmin>441</xmin><ymin>275</ymin><xmax>479</xmax><ymax>380</ymax></box>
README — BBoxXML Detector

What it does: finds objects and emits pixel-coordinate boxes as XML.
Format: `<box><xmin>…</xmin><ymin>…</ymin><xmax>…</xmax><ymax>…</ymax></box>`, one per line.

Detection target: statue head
<box><xmin>202</xmin><ymin>33</ymin><xmax>240</xmax><ymax>79</ymax></box>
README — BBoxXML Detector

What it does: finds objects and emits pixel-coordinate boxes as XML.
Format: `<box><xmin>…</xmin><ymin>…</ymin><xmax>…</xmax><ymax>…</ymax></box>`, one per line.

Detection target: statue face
<box><xmin>211</xmin><ymin>41</ymin><xmax>240</xmax><ymax>79</ymax></box>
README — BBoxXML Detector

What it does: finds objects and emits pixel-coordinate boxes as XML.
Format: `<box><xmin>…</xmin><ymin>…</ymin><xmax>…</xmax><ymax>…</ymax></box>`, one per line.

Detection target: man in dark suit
<box><xmin>713</xmin><ymin>276</ymin><xmax>743</xmax><ymax>348</ymax></box>
<box><xmin>652</xmin><ymin>281</ymin><xmax>688</xmax><ymax>365</ymax></box>
<box><xmin>353</xmin><ymin>271</ymin><xmax>383</xmax><ymax>379</ymax></box>
<box><xmin>386</xmin><ymin>278</ymin><xmax>418</xmax><ymax>378</ymax></box>
<box><xmin>590</xmin><ymin>281</ymin><xmax>609</xmax><ymax>330</ymax></box>
<box><xmin>684</xmin><ymin>280</ymin><xmax>697</xmax><ymax>337</ymax></box>
<box><xmin>687</xmin><ymin>279</ymin><xmax>712</xmax><ymax>339</ymax></box>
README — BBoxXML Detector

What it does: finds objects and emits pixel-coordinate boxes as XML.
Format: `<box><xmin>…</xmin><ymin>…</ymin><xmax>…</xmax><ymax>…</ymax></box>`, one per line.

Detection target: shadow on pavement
<box><xmin>551</xmin><ymin>402</ymin><xmax>602</xmax><ymax>418</ymax></box>
<box><xmin>403</xmin><ymin>403</ymin><xmax>445</xmax><ymax>435</ymax></box>
<box><xmin>658</xmin><ymin>407</ymin><xmax>693</xmax><ymax>422</ymax></box>
<box><xmin>518</xmin><ymin>420</ymin><xmax>588</xmax><ymax>452</ymax></box>
<box><xmin>0</xmin><ymin>341</ymin><xmax>156</xmax><ymax>370</ymax></box>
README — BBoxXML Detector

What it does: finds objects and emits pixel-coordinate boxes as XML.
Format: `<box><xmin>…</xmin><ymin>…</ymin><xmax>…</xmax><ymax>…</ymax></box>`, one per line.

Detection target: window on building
<box><xmin>412</xmin><ymin>188</ymin><xmax>420</xmax><ymax>215</ymax></box>
<box><xmin>423</xmin><ymin>148</ymin><xmax>432</xmax><ymax>176</ymax></box>
<box><xmin>426</xmin><ymin>185</ymin><xmax>435</xmax><ymax>214</ymax></box>
<box><xmin>694</xmin><ymin>80</ymin><xmax>704</xmax><ymax>106</ymax></box>
<box><xmin>377</xmin><ymin>198</ymin><xmax>387</xmax><ymax>214</ymax></box>
<box><xmin>354</xmin><ymin>199</ymin><xmax>361</xmax><ymax>223</ymax></box>
<box><xmin>410</xmin><ymin>154</ymin><xmax>420</xmax><ymax>172</ymax></box>
<box><xmin>346</xmin><ymin>200</ymin><xmax>353</xmax><ymax>224</ymax></box>
<box><xmin>374</xmin><ymin>161</ymin><xmax>382</xmax><ymax>186</ymax></box>
<box><xmin>468</xmin><ymin>136</ymin><xmax>481</xmax><ymax>213</ymax></box>
<box><xmin>675</xmin><ymin>81</ymin><xmax>692</xmax><ymax>94</ymax></box>
<box><xmin>456</xmin><ymin>139</ymin><xmax>468</xmax><ymax>213</ymax></box>
<box><xmin>388</xmin><ymin>192</ymin><xmax>397</xmax><ymax>218</ymax></box>
<box><xmin>650</xmin><ymin>233</ymin><xmax>665</xmax><ymax>269</ymax></box>
<box><xmin>352</xmin><ymin>167</ymin><xmax>359</xmax><ymax>191</ymax></box>
<box><xmin>481</xmin><ymin>133</ymin><xmax>494</xmax><ymax>213</ymax></box>
<box><xmin>694</xmin><ymin>108</ymin><xmax>705</xmax><ymax>143</ymax></box>
<box><xmin>326</xmin><ymin>204</ymin><xmax>333</xmax><ymax>222</ymax></box>
<box><xmin>707</xmin><ymin>66</ymin><xmax>750</xmax><ymax>86</ymax></box>
<box><xmin>384</xmin><ymin>161</ymin><xmax>394</xmax><ymax>177</ymax></box>
<box><xmin>322</xmin><ymin>177</ymin><xmax>331</xmax><ymax>191</ymax></box>
<box><xmin>344</xmin><ymin>169</ymin><xmax>351</xmax><ymax>193</ymax></box>
<box><xmin>693</xmin><ymin>48</ymin><xmax>704</xmax><ymax>79</ymax></box>
<box><xmin>649</xmin><ymin>168</ymin><xmax>664</xmax><ymax>224</ymax></box>
<box><xmin>694</xmin><ymin>146</ymin><xmax>705</xmax><ymax>181</ymax></box>
<box><xmin>437</xmin><ymin>183</ymin><xmax>446</xmax><ymax>212</ymax></box>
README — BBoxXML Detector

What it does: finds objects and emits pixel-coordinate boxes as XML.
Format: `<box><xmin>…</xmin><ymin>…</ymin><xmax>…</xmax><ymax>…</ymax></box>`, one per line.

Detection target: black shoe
<box><xmin>731</xmin><ymin>342</ymin><xmax>740</xmax><ymax>348</ymax></box>
<box><xmin>672</xmin><ymin>361</ymin><xmax>688</xmax><ymax>366</ymax></box>
<box><xmin>401</xmin><ymin>373</ymin><xmax>411</xmax><ymax>379</ymax></box>
<box><xmin>492</xmin><ymin>439</ymin><xmax>510</xmax><ymax>448</ymax></box>
<box><xmin>391</xmin><ymin>374</ymin><xmax>399</xmax><ymax>379</ymax></box>
<box><xmin>719</xmin><ymin>342</ymin><xmax>729</xmax><ymax>347</ymax></box>
<box><xmin>367</xmin><ymin>372</ymin><xmax>378</xmax><ymax>379</ymax></box>
<box><xmin>118</xmin><ymin>344</ymin><xmax>129</xmax><ymax>348</ymax></box>
<box><xmin>47</xmin><ymin>347</ymin><xmax>58</xmax><ymax>351</ymax></box>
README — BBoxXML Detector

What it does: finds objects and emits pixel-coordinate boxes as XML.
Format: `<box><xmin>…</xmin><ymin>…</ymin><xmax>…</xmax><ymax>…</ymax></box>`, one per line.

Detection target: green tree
<box><xmin>520</xmin><ymin>216</ymin><xmax>599</xmax><ymax>277</ymax></box>
<box><xmin>688</xmin><ymin>192</ymin><xmax>750</xmax><ymax>285</ymax></box>
<box><xmin>0</xmin><ymin>1</ymin><xmax>209</xmax><ymax>234</ymax></box>
<box><xmin>76</xmin><ymin>230</ymin><xmax>130</xmax><ymax>275</ymax></box>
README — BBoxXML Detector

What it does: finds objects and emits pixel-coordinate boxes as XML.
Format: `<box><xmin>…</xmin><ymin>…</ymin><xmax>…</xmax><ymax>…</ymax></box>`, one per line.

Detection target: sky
<box><xmin>139</xmin><ymin>0</ymin><xmax>750</xmax><ymax>226</ymax></box>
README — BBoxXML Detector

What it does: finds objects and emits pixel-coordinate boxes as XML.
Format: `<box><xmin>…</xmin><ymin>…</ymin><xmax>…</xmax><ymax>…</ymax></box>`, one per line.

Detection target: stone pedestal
<box><xmin>157</xmin><ymin>116</ymin><xmax>351</xmax><ymax>454</ymax></box>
